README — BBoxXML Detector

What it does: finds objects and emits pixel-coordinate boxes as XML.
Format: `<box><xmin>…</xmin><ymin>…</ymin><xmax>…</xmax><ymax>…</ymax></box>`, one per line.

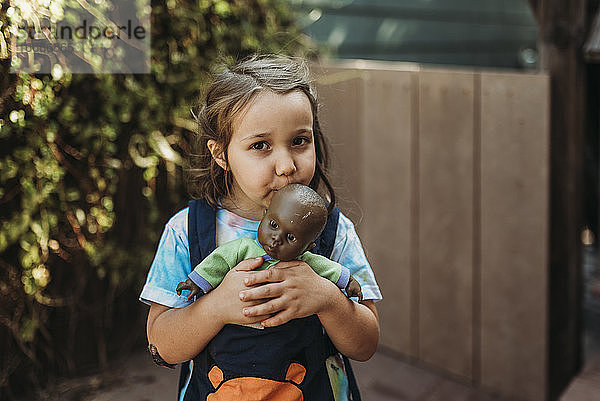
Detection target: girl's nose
<box><xmin>275</xmin><ymin>152</ymin><xmax>297</xmax><ymax>177</ymax></box>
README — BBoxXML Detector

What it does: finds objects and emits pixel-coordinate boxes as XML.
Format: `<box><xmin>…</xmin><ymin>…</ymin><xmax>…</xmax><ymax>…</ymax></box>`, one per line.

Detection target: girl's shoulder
<box><xmin>164</xmin><ymin>207</ymin><xmax>189</xmax><ymax>244</ymax></box>
<box><xmin>334</xmin><ymin>210</ymin><xmax>358</xmax><ymax>241</ymax></box>
<box><xmin>164</xmin><ymin>206</ymin><xmax>190</xmax><ymax>239</ymax></box>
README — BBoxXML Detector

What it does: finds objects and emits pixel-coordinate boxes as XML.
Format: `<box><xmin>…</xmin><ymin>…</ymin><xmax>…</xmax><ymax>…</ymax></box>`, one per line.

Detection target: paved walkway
<box><xmin>559</xmin><ymin>352</ymin><xmax>600</xmax><ymax>401</ymax></box>
<box><xmin>39</xmin><ymin>347</ymin><xmax>600</xmax><ymax>400</ymax></box>
<box><xmin>352</xmin><ymin>350</ymin><xmax>510</xmax><ymax>401</ymax></box>
<box><xmin>40</xmin><ymin>348</ymin><xmax>512</xmax><ymax>401</ymax></box>
<box><xmin>39</xmin><ymin>245</ymin><xmax>600</xmax><ymax>401</ymax></box>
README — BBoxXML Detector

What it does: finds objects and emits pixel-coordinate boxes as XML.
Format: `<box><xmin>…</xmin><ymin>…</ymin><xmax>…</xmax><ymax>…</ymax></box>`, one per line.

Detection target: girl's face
<box><xmin>212</xmin><ymin>90</ymin><xmax>316</xmax><ymax>220</ymax></box>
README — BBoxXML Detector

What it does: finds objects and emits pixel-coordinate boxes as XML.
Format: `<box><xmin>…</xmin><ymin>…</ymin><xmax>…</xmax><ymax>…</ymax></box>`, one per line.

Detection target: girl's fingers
<box><xmin>242</xmin><ymin>298</ymin><xmax>283</xmax><ymax>318</ymax></box>
<box><xmin>243</xmin><ymin>267</ymin><xmax>283</xmax><ymax>286</ymax></box>
<box><xmin>239</xmin><ymin>283</ymin><xmax>283</xmax><ymax>301</ymax></box>
<box><xmin>234</xmin><ymin>257</ymin><xmax>264</xmax><ymax>271</ymax></box>
<box><xmin>246</xmin><ymin>314</ymin><xmax>273</xmax><ymax>323</ymax></box>
<box><xmin>261</xmin><ymin>310</ymin><xmax>294</xmax><ymax>327</ymax></box>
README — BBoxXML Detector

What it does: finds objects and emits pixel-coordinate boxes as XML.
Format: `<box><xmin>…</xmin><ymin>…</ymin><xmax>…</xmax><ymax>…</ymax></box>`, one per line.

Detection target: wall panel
<box><xmin>417</xmin><ymin>71</ymin><xmax>475</xmax><ymax>380</ymax></box>
<box><xmin>480</xmin><ymin>73</ymin><xmax>549</xmax><ymax>401</ymax></box>
<box><xmin>361</xmin><ymin>70</ymin><xmax>414</xmax><ymax>356</ymax></box>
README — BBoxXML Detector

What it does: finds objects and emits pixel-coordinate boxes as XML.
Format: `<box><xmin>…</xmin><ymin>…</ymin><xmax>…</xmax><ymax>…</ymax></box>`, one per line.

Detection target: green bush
<box><xmin>0</xmin><ymin>0</ymin><xmax>316</xmax><ymax>397</ymax></box>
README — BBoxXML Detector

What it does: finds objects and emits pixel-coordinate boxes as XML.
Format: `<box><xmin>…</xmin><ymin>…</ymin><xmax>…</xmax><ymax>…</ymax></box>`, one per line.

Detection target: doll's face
<box><xmin>257</xmin><ymin>192</ymin><xmax>319</xmax><ymax>261</ymax></box>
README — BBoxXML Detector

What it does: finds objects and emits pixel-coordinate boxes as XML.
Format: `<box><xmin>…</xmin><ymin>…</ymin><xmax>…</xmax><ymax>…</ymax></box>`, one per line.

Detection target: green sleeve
<box><xmin>299</xmin><ymin>252</ymin><xmax>350</xmax><ymax>289</ymax></box>
<box><xmin>189</xmin><ymin>239</ymin><xmax>243</xmax><ymax>291</ymax></box>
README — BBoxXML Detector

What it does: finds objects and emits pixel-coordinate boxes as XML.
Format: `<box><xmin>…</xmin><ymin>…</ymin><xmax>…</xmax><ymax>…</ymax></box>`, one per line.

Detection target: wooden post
<box><xmin>527</xmin><ymin>0</ymin><xmax>590</xmax><ymax>399</ymax></box>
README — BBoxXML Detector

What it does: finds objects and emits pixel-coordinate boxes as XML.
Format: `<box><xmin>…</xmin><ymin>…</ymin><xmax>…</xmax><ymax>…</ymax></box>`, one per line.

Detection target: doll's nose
<box><xmin>271</xmin><ymin>234</ymin><xmax>282</xmax><ymax>246</ymax></box>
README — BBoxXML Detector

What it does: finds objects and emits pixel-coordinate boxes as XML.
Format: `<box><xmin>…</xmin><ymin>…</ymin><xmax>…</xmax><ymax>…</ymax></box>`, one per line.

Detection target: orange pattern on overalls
<box><xmin>207</xmin><ymin>363</ymin><xmax>306</xmax><ymax>401</ymax></box>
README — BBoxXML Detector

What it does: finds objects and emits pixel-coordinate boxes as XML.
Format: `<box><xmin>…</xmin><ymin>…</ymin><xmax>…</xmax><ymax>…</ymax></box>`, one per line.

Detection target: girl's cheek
<box><xmin>300</xmin><ymin>158</ymin><xmax>317</xmax><ymax>182</ymax></box>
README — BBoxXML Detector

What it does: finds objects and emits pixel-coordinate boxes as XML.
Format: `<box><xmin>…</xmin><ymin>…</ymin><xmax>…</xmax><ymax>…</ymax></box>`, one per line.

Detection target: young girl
<box><xmin>139</xmin><ymin>55</ymin><xmax>382</xmax><ymax>401</ymax></box>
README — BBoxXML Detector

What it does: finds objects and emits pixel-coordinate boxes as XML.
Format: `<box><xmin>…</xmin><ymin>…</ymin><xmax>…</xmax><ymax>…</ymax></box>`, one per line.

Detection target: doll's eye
<box><xmin>270</xmin><ymin>220</ymin><xmax>278</xmax><ymax>229</ymax></box>
<box><xmin>287</xmin><ymin>233</ymin><xmax>296</xmax><ymax>242</ymax></box>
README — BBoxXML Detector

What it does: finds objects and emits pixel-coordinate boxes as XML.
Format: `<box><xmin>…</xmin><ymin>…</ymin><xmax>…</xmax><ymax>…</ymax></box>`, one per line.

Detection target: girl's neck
<box><xmin>220</xmin><ymin>197</ymin><xmax>263</xmax><ymax>221</ymax></box>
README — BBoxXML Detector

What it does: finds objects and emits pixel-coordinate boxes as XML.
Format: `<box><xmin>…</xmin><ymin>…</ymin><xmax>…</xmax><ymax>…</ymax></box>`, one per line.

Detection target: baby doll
<box><xmin>176</xmin><ymin>184</ymin><xmax>363</xmax><ymax>302</ymax></box>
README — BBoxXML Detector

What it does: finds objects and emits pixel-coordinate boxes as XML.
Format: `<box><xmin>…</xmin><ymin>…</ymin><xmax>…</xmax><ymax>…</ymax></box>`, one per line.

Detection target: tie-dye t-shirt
<box><xmin>140</xmin><ymin>207</ymin><xmax>382</xmax><ymax>308</ymax></box>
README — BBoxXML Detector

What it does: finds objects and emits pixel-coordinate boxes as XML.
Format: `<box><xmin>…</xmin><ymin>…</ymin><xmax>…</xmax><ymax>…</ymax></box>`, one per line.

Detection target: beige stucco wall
<box><xmin>313</xmin><ymin>60</ymin><xmax>550</xmax><ymax>401</ymax></box>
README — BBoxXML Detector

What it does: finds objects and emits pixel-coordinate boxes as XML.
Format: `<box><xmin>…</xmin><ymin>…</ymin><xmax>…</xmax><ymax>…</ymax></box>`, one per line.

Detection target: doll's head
<box><xmin>188</xmin><ymin>54</ymin><xmax>335</xmax><ymax>211</ymax></box>
<box><xmin>257</xmin><ymin>184</ymin><xmax>328</xmax><ymax>261</ymax></box>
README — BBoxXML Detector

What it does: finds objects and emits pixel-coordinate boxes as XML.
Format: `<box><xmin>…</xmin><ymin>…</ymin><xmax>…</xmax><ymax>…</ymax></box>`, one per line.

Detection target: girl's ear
<box><xmin>207</xmin><ymin>140</ymin><xmax>227</xmax><ymax>170</ymax></box>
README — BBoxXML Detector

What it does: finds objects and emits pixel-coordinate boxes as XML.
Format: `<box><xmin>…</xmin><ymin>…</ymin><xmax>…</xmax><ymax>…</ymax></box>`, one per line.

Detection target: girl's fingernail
<box><xmin>256</xmin><ymin>257</ymin><xmax>262</xmax><ymax>261</ymax></box>
<box><xmin>239</xmin><ymin>292</ymin><xmax>245</xmax><ymax>300</ymax></box>
<box><xmin>244</xmin><ymin>278</ymin><xmax>250</xmax><ymax>285</ymax></box>
<box><xmin>243</xmin><ymin>308</ymin><xmax>249</xmax><ymax>316</ymax></box>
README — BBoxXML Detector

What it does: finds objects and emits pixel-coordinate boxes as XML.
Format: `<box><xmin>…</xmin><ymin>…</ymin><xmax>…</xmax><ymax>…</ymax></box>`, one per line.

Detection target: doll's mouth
<box><xmin>264</xmin><ymin>245</ymin><xmax>278</xmax><ymax>256</ymax></box>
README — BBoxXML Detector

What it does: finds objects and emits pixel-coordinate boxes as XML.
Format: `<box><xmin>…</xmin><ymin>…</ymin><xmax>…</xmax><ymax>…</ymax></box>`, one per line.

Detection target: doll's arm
<box><xmin>187</xmin><ymin>239</ymin><xmax>243</xmax><ymax>294</ymax></box>
<box><xmin>300</xmin><ymin>252</ymin><xmax>361</xmax><ymax>299</ymax></box>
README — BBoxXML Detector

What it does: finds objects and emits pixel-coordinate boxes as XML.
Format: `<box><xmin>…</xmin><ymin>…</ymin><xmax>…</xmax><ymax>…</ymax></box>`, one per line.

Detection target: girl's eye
<box><xmin>292</xmin><ymin>136</ymin><xmax>311</xmax><ymax>146</ymax></box>
<box><xmin>287</xmin><ymin>233</ymin><xmax>296</xmax><ymax>242</ymax></box>
<box><xmin>251</xmin><ymin>141</ymin><xmax>269</xmax><ymax>151</ymax></box>
<box><xmin>270</xmin><ymin>220</ymin><xmax>278</xmax><ymax>229</ymax></box>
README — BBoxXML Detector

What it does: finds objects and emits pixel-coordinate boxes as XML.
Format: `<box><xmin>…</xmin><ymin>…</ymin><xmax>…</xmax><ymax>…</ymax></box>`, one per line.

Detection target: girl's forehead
<box><xmin>230</xmin><ymin>90</ymin><xmax>313</xmax><ymax>137</ymax></box>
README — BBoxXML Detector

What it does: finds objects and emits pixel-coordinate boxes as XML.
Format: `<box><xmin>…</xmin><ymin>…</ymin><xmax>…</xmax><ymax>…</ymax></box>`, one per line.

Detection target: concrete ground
<box><xmin>41</xmin><ymin>348</ymin><xmax>512</xmax><ymax>401</ymax></box>
<box><xmin>559</xmin><ymin>352</ymin><xmax>600</xmax><ymax>401</ymax></box>
<box><xmin>36</xmin><ymin>247</ymin><xmax>600</xmax><ymax>401</ymax></box>
<box><xmin>37</xmin><ymin>346</ymin><xmax>600</xmax><ymax>401</ymax></box>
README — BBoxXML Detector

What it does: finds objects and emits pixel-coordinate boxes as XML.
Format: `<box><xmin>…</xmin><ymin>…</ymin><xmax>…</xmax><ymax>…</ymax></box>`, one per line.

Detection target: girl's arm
<box><xmin>146</xmin><ymin>257</ymin><xmax>271</xmax><ymax>364</ymax></box>
<box><xmin>147</xmin><ymin>296</ymin><xmax>223</xmax><ymax>364</ymax></box>
<box><xmin>239</xmin><ymin>261</ymin><xmax>380</xmax><ymax>361</ymax></box>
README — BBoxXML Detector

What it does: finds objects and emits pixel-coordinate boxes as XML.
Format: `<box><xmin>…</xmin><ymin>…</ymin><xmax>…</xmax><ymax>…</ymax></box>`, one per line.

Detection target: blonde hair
<box><xmin>188</xmin><ymin>55</ymin><xmax>335</xmax><ymax>211</ymax></box>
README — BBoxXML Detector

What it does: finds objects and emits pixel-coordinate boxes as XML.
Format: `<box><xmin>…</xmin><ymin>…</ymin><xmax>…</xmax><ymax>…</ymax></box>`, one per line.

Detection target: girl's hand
<box><xmin>238</xmin><ymin>260</ymin><xmax>338</xmax><ymax>327</ymax></box>
<box><xmin>211</xmin><ymin>257</ymin><xmax>273</xmax><ymax>326</ymax></box>
<box><xmin>237</xmin><ymin>260</ymin><xmax>380</xmax><ymax>361</ymax></box>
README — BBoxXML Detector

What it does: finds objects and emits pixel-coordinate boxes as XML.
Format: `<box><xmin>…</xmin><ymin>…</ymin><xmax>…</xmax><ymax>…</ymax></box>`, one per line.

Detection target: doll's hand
<box><xmin>238</xmin><ymin>260</ymin><xmax>338</xmax><ymax>327</ymax></box>
<box><xmin>345</xmin><ymin>275</ymin><xmax>363</xmax><ymax>302</ymax></box>
<box><xmin>211</xmin><ymin>257</ymin><xmax>274</xmax><ymax>326</ymax></box>
<box><xmin>176</xmin><ymin>279</ymin><xmax>201</xmax><ymax>300</ymax></box>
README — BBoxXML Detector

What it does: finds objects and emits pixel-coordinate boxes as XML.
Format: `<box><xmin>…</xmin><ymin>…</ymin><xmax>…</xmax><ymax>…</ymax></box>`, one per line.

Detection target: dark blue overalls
<box><xmin>178</xmin><ymin>199</ymin><xmax>361</xmax><ymax>401</ymax></box>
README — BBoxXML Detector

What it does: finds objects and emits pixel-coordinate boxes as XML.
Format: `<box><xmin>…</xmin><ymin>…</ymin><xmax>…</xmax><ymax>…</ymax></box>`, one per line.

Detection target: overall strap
<box><xmin>311</xmin><ymin>207</ymin><xmax>339</xmax><ymax>258</ymax></box>
<box><xmin>178</xmin><ymin>199</ymin><xmax>217</xmax><ymax>400</ymax></box>
<box><xmin>312</xmin><ymin>207</ymin><xmax>362</xmax><ymax>401</ymax></box>
<box><xmin>188</xmin><ymin>199</ymin><xmax>216</xmax><ymax>267</ymax></box>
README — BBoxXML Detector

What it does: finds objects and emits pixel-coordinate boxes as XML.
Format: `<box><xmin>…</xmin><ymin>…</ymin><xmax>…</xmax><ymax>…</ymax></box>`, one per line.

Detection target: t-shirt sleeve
<box><xmin>331</xmin><ymin>212</ymin><xmax>382</xmax><ymax>302</ymax></box>
<box><xmin>139</xmin><ymin>209</ymin><xmax>193</xmax><ymax>309</ymax></box>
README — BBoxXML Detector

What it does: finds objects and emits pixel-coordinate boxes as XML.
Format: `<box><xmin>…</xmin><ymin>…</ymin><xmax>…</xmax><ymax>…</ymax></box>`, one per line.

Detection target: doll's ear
<box><xmin>207</xmin><ymin>140</ymin><xmax>227</xmax><ymax>170</ymax></box>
